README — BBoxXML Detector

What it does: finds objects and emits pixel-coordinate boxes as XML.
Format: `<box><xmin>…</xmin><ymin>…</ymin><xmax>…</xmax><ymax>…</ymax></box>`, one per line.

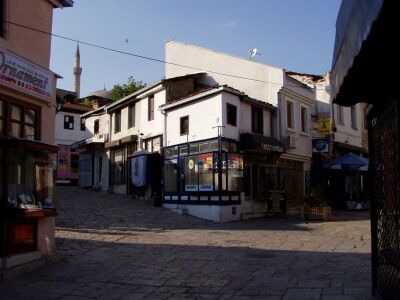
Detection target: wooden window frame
<box><xmin>114</xmin><ymin>110</ymin><xmax>121</xmax><ymax>133</ymax></box>
<box><xmin>227</xmin><ymin>103</ymin><xmax>237</xmax><ymax>127</ymax></box>
<box><xmin>351</xmin><ymin>105</ymin><xmax>358</xmax><ymax>129</ymax></box>
<box><xmin>80</xmin><ymin>118</ymin><xmax>85</xmax><ymax>131</ymax></box>
<box><xmin>0</xmin><ymin>98</ymin><xmax>41</xmax><ymax>140</ymax></box>
<box><xmin>148</xmin><ymin>96</ymin><xmax>154</xmax><ymax>121</ymax></box>
<box><xmin>64</xmin><ymin>115</ymin><xmax>74</xmax><ymax>130</ymax></box>
<box><xmin>251</xmin><ymin>106</ymin><xmax>263</xmax><ymax>134</ymax></box>
<box><xmin>94</xmin><ymin>119</ymin><xmax>99</xmax><ymax>134</ymax></box>
<box><xmin>300</xmin><ymin>105</ymin><xmax>308</xmax><ymax>133</ymax></box>
<box><xmin>128</xmin><ymin>103</ymin><xmax>135</xmax><ymax>128</ymax></box>
<box><xmin>286</xmin><ymin>100</ymin><xmax>294</xmax><ymax>130</ymax></box>
<box><xmin>180</xmin><ymin>115</ymin><xmax>189</xmax><ymax>136</ymax></box>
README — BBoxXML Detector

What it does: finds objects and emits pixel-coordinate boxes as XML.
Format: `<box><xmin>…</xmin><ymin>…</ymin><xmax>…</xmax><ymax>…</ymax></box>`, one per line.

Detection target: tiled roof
<box><xmin>61</xmin><ymin>102</ymin><xmax>93</xmax><ymax>113</ymax></box>
<box><xmin>286</xmin><ymin>71</ymin><xmax>325</xmax><ymax>85</ymax></box>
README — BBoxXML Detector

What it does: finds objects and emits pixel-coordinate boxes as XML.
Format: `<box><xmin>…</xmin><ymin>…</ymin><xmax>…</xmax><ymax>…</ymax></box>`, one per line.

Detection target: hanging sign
<box><xmin>317</xmin><ymin>118</ymin><xmax>333</xmax><ymax>135</ymax></box>
<box><xmin>312</xmin><ymin>139</ymin><xmax>329</xmax><ymax>153</ymax></box>
<box><xmin>0</xmin><ymin>48</ymin><xmax>54</xmax><ymax>102</ymax></box>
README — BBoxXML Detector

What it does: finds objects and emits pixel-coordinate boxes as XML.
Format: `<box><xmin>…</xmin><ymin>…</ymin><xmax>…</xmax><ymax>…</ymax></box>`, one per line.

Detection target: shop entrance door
<box><xmin>247</xmin><ymin>164</ymin><xmax>280</xmax><ymax>202</ymax></box>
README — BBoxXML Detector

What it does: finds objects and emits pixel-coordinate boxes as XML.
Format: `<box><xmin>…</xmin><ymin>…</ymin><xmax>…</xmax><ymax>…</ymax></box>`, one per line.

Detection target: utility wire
<box><xmin>4</xmin><ymin>19</ymin><xmax>327</xmax><ymax>91</ymax></box>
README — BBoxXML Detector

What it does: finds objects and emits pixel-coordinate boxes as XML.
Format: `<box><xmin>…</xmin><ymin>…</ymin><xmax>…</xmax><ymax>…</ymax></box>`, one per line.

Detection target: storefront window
<box><xmin>164</xmin><ymin>159</ymin><xmax>178</xmax><ymax>193</ymax></box>
<box><xmin>0</xmin><ymin>149</ymin><xmax>3</xmax><ymax>201</ymax></box>
<box><xmin>214</xmin><ymin>153</ymin><xmax>227</xmax><ymax>191</ymax></box>
<box><xmin>0</xmin><ymin>100</ymin><xmax>5</xmax><ymax>135</ymax></box>
<box><xmin>228</xmin><ymin>154</ymin><xmax>243</xmax><ymax>191</ymax></box>
<box><xmin>199</xmin><ymin>142</ymin><xmax>209</xmax><ymax>152</ymax></box>
<box><xmin>71</xmin><ymin>153</ymin><xmax>79</xmax><ymax>173</ymax></box>
<box><xmin>8</xmin><ymin>150</ymin><xmax>55</xmax><ymax>209</ymax></box>
<box><xmin>198</xmin><ymin>153</ymin><xmax>213</xmax><ymax>191</ymax></box>
<box><xmin>209</xmin><ymin>140</ymin><xmax>218</xmax><ymax>151</ymax></box>
<box><xmin>185</xmin><ymin>155</ymin><xmax>198</xmax><ymax>191</ymax></box>
<box><xmin>190</xmin><ymin>143</ymin><xmax>199</xmax><ymax>153</ymax></box>
<box><xmin>112</xmin><ymin>150</ymin><xmax>125</xmax><ymax>184</ymax></box>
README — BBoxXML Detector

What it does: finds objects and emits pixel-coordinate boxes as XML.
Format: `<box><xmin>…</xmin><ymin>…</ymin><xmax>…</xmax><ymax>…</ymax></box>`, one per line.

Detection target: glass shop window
<box><xmin>227</xmin><ymin>154</ymin><xmax>243</xmax><ymax>191</ymax></box>
<box><xmin>190</xmin><ymin>143</ymin><xmax>199</xmax><ymax>153</ymax></box>
<box><xmin>0</xmin><ymin>149</ymin><xmax>3</xmax><ymax>201</ymax></box>
<box><xmin>198</xmin><ymin>153</ymin><xmax>213</xmax><ymax>191</ymax></box>
<box><xmin>199</xmin><ymin>142</ymin><xmax>209</xmax><ymax>152</ymax></box>
<box><xmin>0</xmin><ymin>100</ymin><xmax>5</xmax><ymax>135</ymax></box>
<box><xmin>179</xmin><ymin>146</ymin><xmax>188</xmax><ymax>155</ymax></box>
<box><xmin>222</xmin><ymin>141</ymin><xmax>229</xmax><ymax>151</ymax></box>
<box><xmin>164</xmin><ymin>159</ymin><xmax>178</xmax><ymax>193</ymax></box>
<box><xmin>112</xmin><ymin>150</ymin><xmax>125</xmax><ymax>183</ymax></box>
<box><xmin>8</xmin><ymin>150</ymin><xmax>55</xmax><ymax>209</ymax></box>
<box><xmin>209</xmin><ymin>140</ymin><xmax>218</xmax><ymax>151</ymax></box>
<box><xmin>70</xmin><ymin>153</ymin><xmax>79</xmax><ymax>174</ymax></box>
<box><xmin>214</xmin><ymin>153</ymin><xmax>227</xmax><ymax>191</ymax></box>
<box><xmin>185</xmin><ymin>155</ymin><xmax>198</xmax><ymax>191</ymax></box>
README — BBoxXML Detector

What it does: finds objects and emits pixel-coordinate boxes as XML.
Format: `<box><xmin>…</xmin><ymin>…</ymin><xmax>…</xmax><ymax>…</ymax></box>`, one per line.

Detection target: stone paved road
<box><xmin>0</xmin><ymin>186</ymin><xmax>373</xmax><ymax>300</ymax></box>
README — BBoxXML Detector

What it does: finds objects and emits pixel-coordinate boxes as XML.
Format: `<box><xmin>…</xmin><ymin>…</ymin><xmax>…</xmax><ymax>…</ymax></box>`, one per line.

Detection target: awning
<box><xmin>331</xmin><ymin>0</ymin><xmax>398</xmax><ymax>105</ymax></box>
<box><xmin>240</xmin><ymin>133</ymin><xmax>284</xmax><ymax>153</ymax></box>
<box><xmin>322</xmin><ymin>152</ymin><xmax>368</xmax><ymax>171</ymax></box>
<box><xmin>0</xmin><ymin>137</ymin><xmax>58</xmax><ymax>153</ymax></box>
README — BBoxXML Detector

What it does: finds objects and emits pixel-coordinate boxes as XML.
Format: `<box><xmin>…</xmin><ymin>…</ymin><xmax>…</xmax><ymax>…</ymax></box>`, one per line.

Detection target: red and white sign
<box><xmin>0</xmin><ymin>48</ymin><xmax>54</xmax><ymax>102</ymax></box>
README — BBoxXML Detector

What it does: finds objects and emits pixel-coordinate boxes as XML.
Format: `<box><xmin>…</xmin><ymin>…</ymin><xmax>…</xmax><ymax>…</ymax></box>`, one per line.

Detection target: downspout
<box><xmin>106</xmin><ymin>107</ymin><xmax>112</xmax><ymax>192</ymax></box>
<box><xmin>161</xmin><ymin>109</ymin><xmax>167</xmax><ymax>147</ymax></box>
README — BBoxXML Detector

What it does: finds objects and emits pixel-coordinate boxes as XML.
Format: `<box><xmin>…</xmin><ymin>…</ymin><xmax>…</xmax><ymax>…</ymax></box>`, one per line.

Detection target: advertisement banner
<box><xmin>0</xmin><ymin>48</ymin><xmax>54</xmax><ymax>102</ymax></box>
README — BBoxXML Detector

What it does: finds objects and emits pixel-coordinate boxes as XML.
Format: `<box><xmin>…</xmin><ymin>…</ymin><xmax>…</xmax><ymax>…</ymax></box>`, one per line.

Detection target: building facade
<box><xmin>165</xmin><ymin>41</ymin><xmax>314</xmax><ymax>217</ymax></box>
<box><xmin>0</xmin><ymin>0</ymin><xmax>73</xmax><ymax>273</ymax></box>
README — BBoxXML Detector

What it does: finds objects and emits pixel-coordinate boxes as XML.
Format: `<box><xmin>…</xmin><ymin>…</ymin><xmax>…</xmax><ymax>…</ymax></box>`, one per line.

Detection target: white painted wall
<box><xmin>280</xmin><ymin>93</ymin><xmax>313</xmax><ymax>159</ymax></box>
<box><xmin>165</xmin><ymin>41</ymin><xmax>284</xmax><ymax>106</ymax></box>
<box><xmin>110</xmin><ymin>88</ymin><xmax>166</xmax><ymax>143</ymax></box>
<box><xmin>55</xmin><ymin>111</ymin><xmax>86</xmax><ymax>145</ymax></box>
<box><xmin>165</xmin><ymin>91</ymin><xmax>273</xmax><ymax>147</ymax></box>
<box><xmin>84</xmin><ymin>113</ymin><xmax>110</xmax><ymax>142</ymax></box>
<box><xmin>165</xmin><ymin>94</ymin><xmax>223</xmax><ymax>145</ymax></box>
<box><xmin>333</xmin><ymin>103</ymin><xmax>363</xmax><ymax>148</ymax></box>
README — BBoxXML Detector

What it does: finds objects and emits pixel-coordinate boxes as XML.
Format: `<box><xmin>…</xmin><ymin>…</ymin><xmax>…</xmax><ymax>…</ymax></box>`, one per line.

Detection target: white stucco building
<box><xmin>164</xmin><ymin>41</ymin><xmax>315</xmax><ymax>217</ymax></box>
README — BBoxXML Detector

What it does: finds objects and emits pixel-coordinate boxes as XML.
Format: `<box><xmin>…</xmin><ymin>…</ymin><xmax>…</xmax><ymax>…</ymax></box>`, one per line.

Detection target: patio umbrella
<box><xmin>322</xmin><ymin>152</ymin><xmax>368</xmax><ymax>171</ymax></box>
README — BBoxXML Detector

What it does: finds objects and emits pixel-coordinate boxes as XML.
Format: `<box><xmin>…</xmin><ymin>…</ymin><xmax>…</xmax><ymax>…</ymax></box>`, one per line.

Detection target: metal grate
<box><xmin>369</xmin><ymin>100</ymin><xmax>400</xmax><ymax>299</ymax></box>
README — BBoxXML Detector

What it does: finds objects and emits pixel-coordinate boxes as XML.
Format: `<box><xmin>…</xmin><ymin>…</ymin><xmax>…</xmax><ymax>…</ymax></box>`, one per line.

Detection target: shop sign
<box><xmin>185</xmin><ymin>185</ymin><xmax>198</xmax><ymax>191</ymax></box>
<box><xmin>261</xmin><ymin>143</ymin><xmax>284</xmax><ymax>153</ymax></box>
<box><xmin>199</xmin><ymin>184</ymin><xmax>213</xmax><ymax>191</ymax></box>
<box><xmin>0</xmin><ymin>48</ymin><xmax>54</xmax><ymax>102</ymax></box>
<box><xmin>317</xmin><ymin>118</ymin><xmax>332</xmax><ymax>135</ymax></box>
<box><xmin>153</xmin><ymin>137</ymin><xmax>161</xmax><ymax>152</ymax></box>
<box><xmin>312</xmin><ymin>138</ymin><xmax>329</xmax><ymax>153</ymax></box>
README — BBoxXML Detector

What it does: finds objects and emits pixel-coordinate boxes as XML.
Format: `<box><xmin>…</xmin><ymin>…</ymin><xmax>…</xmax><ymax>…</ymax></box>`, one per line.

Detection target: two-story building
<box><xmin>0</xmin><ymin>0</ymin><xmax>73</xmax><ymax>274</ymax></box>
<box><xmin>288</xmin><ymin>71</ymin><xmax>368</xmax><ymax>209</ymax></box>
<box><xmin>164</xmin><ymin>41</ymin><xmax>314</xmax><ymax>217</ymax></box>
<box><xmin>55</xmin><ymin>89</ymin><xmax>92</xmax><ymax>184</ymax></box>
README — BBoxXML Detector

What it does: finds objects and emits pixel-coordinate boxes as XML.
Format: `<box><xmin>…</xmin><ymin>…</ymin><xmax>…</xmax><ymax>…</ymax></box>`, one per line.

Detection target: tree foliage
<box><xmin>81</xmin><ymin>98</ymin><xmax>94</xmax><ymax>107</ymax></box>
<box><xmin>110</xmin><ymin>76</ymin><xmax>146</xmax><ymax>101</ymax></box>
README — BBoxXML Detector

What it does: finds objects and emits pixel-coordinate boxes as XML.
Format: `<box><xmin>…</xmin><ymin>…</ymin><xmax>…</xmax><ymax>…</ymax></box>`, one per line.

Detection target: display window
<box><xmin>164</xmin><ymin>159</ymin><xmax>178</xmax><ymax>193</ymax></box>
<box><xmin>112</xmin><ymin>149</ymin><xmax>125</xmax><ymax>184</ymax></box>
<box><xmin>7</xmin><ymin>149</ymin><xmax>55</xmax><ymax>210</ymax></box>
<box><xmin>163</xmin><ymin>138</ymin><xmax>243</xmax><ymax>197</ymax></box>
<box><xmin>0</xmin><ymin>99</ymin><xmax>39</xmax><ymax>140</ymax></box>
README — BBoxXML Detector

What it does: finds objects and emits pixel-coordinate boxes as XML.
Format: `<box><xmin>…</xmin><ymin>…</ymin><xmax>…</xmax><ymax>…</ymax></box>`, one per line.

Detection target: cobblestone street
<box><xmin>0</xmin><ymin>186</ymin><xmax>373</xmax><ymax>300</ymax></box>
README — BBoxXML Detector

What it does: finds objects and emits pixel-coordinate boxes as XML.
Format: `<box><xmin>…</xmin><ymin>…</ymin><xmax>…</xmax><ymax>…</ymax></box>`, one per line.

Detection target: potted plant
<box><xmin>303</xmin><ymin>186</ymin><xmax>332</xmax><ymax>221</ymax></box>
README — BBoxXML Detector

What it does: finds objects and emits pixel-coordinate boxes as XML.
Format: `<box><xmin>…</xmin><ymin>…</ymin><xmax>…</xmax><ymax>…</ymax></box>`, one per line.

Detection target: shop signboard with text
<box><xmin>0</xmin><ymin>48</ymin><xmax>54</xmax><ymax>102</ymax></box>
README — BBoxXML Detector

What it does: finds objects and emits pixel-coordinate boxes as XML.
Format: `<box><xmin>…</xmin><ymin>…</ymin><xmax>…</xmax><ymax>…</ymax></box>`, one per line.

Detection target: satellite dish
<box><xmin>249</xmin><ymin>48</ymin><xmax>261</xmax><ymax>60</ymax></box>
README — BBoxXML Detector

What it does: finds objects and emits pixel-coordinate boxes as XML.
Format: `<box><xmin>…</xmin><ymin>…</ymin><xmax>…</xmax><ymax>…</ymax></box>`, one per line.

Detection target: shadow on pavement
<box><xmin>0</xmin><ymin>237</ymin><xmax>374</xmax><ymax>300</ymax></box>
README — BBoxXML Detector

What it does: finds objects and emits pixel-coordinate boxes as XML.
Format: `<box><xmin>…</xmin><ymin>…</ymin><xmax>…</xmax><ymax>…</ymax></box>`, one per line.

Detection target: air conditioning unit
<box><xmin>97</xmin><ymin>133</ymin><xmax>109</xmax><ymax>142</ymax></box>
<box><xmin>285</xmin><ymin>135</ymin><xmax>297</xmax><ymax>149</ymax></box>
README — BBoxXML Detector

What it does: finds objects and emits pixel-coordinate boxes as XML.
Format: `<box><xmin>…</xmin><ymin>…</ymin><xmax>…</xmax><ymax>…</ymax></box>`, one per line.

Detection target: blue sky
<box><xmin>50</xmin><ymin>0</ymin><xmax>342</xmax><ymax>97</ymax></box>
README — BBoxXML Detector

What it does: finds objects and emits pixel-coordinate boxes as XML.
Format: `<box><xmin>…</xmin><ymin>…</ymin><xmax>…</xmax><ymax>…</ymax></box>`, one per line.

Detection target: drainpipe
<box><xmin>161</xmin><ymin>109</ymin><xmax>167</xmax><ymax>147</ymax></box>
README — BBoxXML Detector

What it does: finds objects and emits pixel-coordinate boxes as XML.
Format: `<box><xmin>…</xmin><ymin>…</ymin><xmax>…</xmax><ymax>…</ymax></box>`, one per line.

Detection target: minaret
<box><xmin>73</xmin><ymin>44</ymin><xmax>82</xmax><ymax>98</ymax></box>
